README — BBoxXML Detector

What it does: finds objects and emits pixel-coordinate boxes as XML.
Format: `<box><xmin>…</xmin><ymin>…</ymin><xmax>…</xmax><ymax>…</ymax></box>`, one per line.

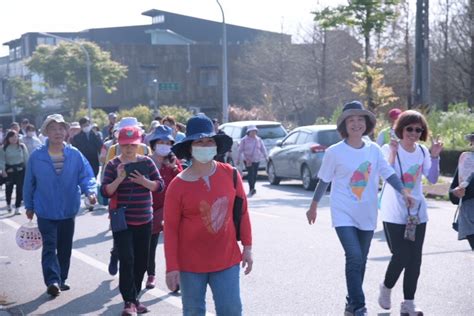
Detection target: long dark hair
<box><xmin>3</xmin><ymin>130</ymin><xmax>19</xmax><ymax>150</ymax></box>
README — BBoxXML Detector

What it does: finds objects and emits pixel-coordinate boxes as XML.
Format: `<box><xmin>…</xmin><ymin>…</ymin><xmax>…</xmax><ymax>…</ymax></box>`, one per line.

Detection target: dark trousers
<box><xmin>37</xmin><ymin>217</ymin><xmax>75</xmax><ymax>287</ymax></box>
<box><xmin>246</xmin><ymin>162</ymin><xmax>259</xmax><ymax>191</ymax></box>
<box><xmin>147</xmin><ymin>232</ymin><xmax>161</xmax><ymax>276</ymax></box>
<box><xmin>6</xmin><ymin>169</ymin><xmax>24</xmax><ymax>207</ymax></box>
<box><xmin>383</xmin><ymin>222</ymin><xmax>426</xmax><ymax>300</ymax></box>
<box><xmin>113</xmin><ymin>222</ymin><xmax>151</xmax><ymax>303</ymax></box>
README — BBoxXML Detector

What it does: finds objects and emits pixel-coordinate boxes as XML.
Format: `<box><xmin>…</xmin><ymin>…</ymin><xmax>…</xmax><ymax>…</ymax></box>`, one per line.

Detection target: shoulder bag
<box><xmin>232</xmin><ymin>167</ymin><xmax>244</xmax><ymax>241</ymax></box>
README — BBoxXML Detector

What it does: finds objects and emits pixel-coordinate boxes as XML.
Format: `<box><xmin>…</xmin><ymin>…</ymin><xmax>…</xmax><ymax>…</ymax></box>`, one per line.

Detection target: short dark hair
<box><xmin>337</xmin><ymin>116</ymin><xmax>375</xmax><ymax>139</ymax></box>
<box><xmin>179</xmin><ymin>141</ymin><xmax>193</xmax><ymax>160</ymax></box>
<box><xmin>79</xmin><ymin>117</ymin><xmax>90</xmax><ymax>126</ymax></box>
<box><xmin>22</xmin><ymin>118</ymin><xmax>29</xmax><ymax>124</ymax></box>
<box><xmin>394</xmin><ymin>110</ymin><xmax>429</xmax><ymax>141</ymax></box>
<box><xmin>162</xmin><ymin>116</ymin><xmax>176</xmax><ymax>126</ymax></box>
<box><xmin>26</xmin><ymin>124</ymin><xmax>36</xmax><ymax>132</ymax></box>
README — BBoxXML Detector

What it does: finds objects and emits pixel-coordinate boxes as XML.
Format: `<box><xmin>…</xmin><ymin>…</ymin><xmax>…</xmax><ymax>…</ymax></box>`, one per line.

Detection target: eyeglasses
<box><xmin>405</xmin><ymin>126</ymin><xmax>424</xmax><ymax>133</ymax></box>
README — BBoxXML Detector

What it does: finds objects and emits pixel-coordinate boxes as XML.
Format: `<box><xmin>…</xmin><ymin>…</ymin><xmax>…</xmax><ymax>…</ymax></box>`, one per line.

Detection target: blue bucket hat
<box><xmin>171</xmin><ymin>114</ymin><xmax>232</xmax><ymax>159</ymax></box>
<box><xmin>148</xmin><ymin>125</ymin><xmax>175</xmax><ymax>144</ymax></box>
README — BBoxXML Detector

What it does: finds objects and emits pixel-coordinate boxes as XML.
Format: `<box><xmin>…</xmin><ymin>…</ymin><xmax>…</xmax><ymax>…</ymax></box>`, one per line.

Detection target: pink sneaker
<box><xmin>136</xmin><ymin>301</ymin><xmax>149</xmax><ymax>314</ymax></box>
<box><xmin>145</xmin><ymin>275</ymin><xmax>156</xmax><ymax>289</ymax></box>
<box><xmin>122</xmin><ymin>302</ymin><xmax>137</xmax><ymax>316</ymax></box>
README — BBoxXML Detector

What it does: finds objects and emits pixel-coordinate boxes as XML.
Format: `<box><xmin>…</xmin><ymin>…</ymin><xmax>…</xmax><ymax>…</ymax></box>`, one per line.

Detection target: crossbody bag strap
<box><xmin>396</xmin><ymin>152</ymin><xmax>421</xmax><ymax>217</ymax></box>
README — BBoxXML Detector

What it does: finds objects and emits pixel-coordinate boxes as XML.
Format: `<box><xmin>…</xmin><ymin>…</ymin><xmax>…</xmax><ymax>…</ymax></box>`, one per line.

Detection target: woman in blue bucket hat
<box><xmin>164</xmin><ymin>114</ymin><xmax>253</xmax><ymax>315</ymax></box>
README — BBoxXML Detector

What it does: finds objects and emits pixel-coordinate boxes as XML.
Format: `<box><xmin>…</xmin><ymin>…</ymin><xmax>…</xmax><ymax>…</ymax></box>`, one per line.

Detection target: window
<box><xmin>37</xmin><ymin>37</ymin><xmax>55</xmax><ymax>46</ymax></box>
<box><xmin>297</xmin><ymin>132</ymin><xmax>311</xmax><ymax>144</ymax></box>
<box><xmin>152</xmin><ymin>15</ymin><xmax>165</xmax><ymax>24</ymax></box>
<box><xmin>251</xmin><ymin>125</ymin><xmax>287</xmax><ymax>139</ymax></box>
<box><xmin>282</xmin><ymin>132</ymin><xmax>299</xmax><ymax>146</ymax></box>
<box><xmin>313</xmin><ymin>130</ymin><xmax>341</xmax><ymax>146</ymax></box>
<box><xmin>199</xmin><ymin>66</ymin><xmax>218</xmax><ymax>87</ymax></box>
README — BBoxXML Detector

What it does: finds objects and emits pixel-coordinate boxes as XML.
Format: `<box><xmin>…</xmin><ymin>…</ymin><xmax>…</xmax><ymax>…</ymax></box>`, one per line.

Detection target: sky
<box><xmin>0</xmin><ymin>0</ymin><xmax>346</xmax><ymax>56</ymax></box>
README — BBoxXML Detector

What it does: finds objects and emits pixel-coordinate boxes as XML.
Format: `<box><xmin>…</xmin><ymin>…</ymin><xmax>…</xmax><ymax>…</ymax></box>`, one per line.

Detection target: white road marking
<box><xmin>1</xmin><ymin>218</ymin><xmax>214</xmax><ymax>315</ymax></box>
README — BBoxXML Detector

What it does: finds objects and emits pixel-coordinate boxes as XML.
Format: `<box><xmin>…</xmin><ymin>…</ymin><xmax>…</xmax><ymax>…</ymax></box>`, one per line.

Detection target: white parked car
<box><xmin>219</xmin><ymin>120</ymin><xmax>288</xmax><ymax>171</ymax></box>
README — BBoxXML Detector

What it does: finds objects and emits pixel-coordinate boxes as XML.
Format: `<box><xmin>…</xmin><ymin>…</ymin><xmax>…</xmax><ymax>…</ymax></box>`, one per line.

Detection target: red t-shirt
<box><xmin>164</xmin><ymin>162</ymin><xmax>252</xmax><ymax>273</ymax></box>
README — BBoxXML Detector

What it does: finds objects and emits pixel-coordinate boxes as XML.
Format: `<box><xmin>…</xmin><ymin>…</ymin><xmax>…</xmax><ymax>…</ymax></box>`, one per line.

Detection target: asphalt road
<box><xmin>0</xmin><ymin>178</ymin><xmax>472</xmax><ymax>315</ymax></box>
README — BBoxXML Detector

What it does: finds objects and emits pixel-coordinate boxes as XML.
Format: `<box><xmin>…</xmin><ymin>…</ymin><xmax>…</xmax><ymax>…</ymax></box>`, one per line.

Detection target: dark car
<box><xmin>267</xmin><ymin>125</ymin><xmax>341</xmax><ymax>190</ymax></box>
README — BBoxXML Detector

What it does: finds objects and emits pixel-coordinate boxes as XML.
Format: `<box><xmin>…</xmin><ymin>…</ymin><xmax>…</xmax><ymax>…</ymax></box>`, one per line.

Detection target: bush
<box><xmin>118</xmin><ymin>105</ymin><xmax>153</xmax><ymax>127</ymax></box>
<box><xmin>158</xmin><ymin>105</ymin><xmax>193</xmax><ymax>124</ymax></box>
<box><xmin>73</xmin><ymin>108</ymin><xmax>108</xmax><ymax>128</ymax></box>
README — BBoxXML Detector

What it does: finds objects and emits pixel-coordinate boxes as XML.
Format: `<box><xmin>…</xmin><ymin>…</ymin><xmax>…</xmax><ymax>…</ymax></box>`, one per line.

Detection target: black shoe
<box><xmin>47</xmin><ymin>283</ymin><xmax>61</xmax><ymax>297</ymax></box>
<box><xmin>108</xmin><ymin>252</ymin><xmax>119</xmax><ymax>276</ymax></box>
<box><xmin>60</xmin><ymin>283</ymin><xmax>70</xmax><ymax>291</ymax></box>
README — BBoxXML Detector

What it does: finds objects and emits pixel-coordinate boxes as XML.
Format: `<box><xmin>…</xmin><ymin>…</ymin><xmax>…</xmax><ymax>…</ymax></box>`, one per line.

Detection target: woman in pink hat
<box><xmin>101</xmin><ymin>125</ymin><xmax>164</xmax><ymax>315</ymax></box>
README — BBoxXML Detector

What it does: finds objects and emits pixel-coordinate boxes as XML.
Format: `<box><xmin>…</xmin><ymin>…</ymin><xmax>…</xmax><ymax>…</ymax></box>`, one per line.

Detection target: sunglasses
<box><xmin>405</xmin><ymin>126</ymin><xmax>424</xmax><ymax>133</ymax></box>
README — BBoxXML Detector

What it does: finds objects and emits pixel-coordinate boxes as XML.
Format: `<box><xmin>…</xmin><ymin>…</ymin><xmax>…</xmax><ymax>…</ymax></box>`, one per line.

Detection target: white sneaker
<box><xmin>378</xmin><ymin>283</ymin><xmax>391</xmax><ymax>310</ymax></box>
<box><xmin>400</xmin><ymin>300</ymin><xmax>423</xmax><ymax>316</ymax></box>
<box><xmin>15</xmin><ymin>208</ymin><xmax>22</xmax><ymax>215</ymax></box>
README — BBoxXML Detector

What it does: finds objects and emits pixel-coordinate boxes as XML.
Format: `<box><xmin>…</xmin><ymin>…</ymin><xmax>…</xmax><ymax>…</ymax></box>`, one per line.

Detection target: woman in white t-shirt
<box><xmin>377</xmin><ymin>110</ymin><xmax>443</xmax><ymax>315</ymax></box>
<box><xmin>306</xmin><ymin>101</ymin><xmax>414</xmax><ymax>316</ymax></box>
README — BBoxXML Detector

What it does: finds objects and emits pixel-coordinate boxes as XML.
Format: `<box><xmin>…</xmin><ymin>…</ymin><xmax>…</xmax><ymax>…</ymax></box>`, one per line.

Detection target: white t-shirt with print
<box><xmin>318</xmin><ymin>140</ymin><xmax>396</xmax><ymax>230</ymax></box>
<box><xmin>380</xmin><ymin>144</ymin><xmax>431</xmax><ymax>224</ymax></box>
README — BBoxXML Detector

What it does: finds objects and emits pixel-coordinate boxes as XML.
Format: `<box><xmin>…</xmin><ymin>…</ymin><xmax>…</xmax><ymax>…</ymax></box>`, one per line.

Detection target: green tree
<box><xmin>350</xmin><ymin>50</ymin><xmax>399</xmax><ymax>112</ymax></box>
<box><xmin>9</xmin><ymin>77</ymin><xmax>45</xmax><ymax>116</ymax></box>
<box><xmin>313</xmin><ymin>0</ymin><xmax>400</xmax><ymax>111</ymax></box>
<box><xmin>26</xmin><ymin>41</ymin><xmax>127</xmax><ymax>116</ymax></box>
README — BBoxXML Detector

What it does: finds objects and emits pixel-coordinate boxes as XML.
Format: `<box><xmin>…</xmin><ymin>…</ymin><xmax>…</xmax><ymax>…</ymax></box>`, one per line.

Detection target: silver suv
<box><xmin>219</xmin><ymin>120</ymin><xmax>288</xmax><ymax>171</ymax></box>
<box><xmin>267</xmin><ymin>125</ymin><xmax>341</xmax><ymax>190</ymax></box>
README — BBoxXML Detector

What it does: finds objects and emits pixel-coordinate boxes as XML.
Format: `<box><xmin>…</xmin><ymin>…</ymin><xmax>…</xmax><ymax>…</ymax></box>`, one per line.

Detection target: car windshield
<box><xmin>313</xmin><ymin>130</ymin><xmax>341</xmax><ymax>146</ymax></box>
<box><xmin>253</xmin><ymin>125</ymin><xmax>287</xmax><ymax>139</ymax></box>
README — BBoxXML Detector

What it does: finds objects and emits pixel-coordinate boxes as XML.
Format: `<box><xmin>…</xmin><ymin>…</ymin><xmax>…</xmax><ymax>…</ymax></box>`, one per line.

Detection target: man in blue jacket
<box><xmin>23</xmin><ymin>114</ymin><xmax>97</xmax><ymax>297</ymax></box>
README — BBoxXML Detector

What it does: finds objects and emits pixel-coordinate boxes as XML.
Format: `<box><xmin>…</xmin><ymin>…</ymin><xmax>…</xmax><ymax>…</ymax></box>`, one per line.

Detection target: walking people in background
<box><xmin>0</xmin><ymin>130</ymin><xmax>28</xmax><ymax>214</ymax></box>
<box><xmin>22</xmin><ymin>124</ymin><xmax>43</xmax><ymax>155</ymax></box>
<box><xmin>162</xmin><ymin>115</ymin><xmax>186</xmax><ymax>143</ymax></box>
<box><xmin>377</xmin><ymin>108</ymin><xmax>402</xmax><ymax>146</ymax></box>
<box><xmin>306</xmin><ymin>101</ymin><xmax>414</xmax><ymax>316</ymax></box>
<box><xmin>10</xmin><ymin>122</ymin><xmax>21</xmax><ymax>138</ymax></box>
<box><xmin>378</xmin><ymin>110</ymin><xmax>443</xmax><ymax>315</ymax></box>
<box><xmin>71</xmin><ymin>117</ymin><xmax>103</xmax><ymax>178</ymax></box>
<box><xmin>449</xmin><ymin>132</ymin><xmax>474</xmax><ymax>250</ymax></box>
<box><xmin>164</xmin><ymin>114</ymin><xmax>253</xmax><ymax>316</ymax></box>
<box><xmin>102</xmin><ymin>112</ymin><xmax>117</xmax><ymax>140</ymax></box>
<box><xmin>67</xmin><ymin>122</ymin><xmax>81</xmax><ymax>144</ymax></box>
<box><xmin>23</xmin><ymin>114</ymin><xmax>97</xmax><ymax>297</ymax></box>
<box><xmin>20</xmin><ymin>118</ymin><xmax>29</xmax><ymax>136</ymax></box>
<box><xmin>236</xmin><ymin>125</ymin><xmax>268</xmax><ymax>197</ymax></box>
<box><xmin>101</xmin><ymin>125</ymin><xmax>164</xmax><ymax>315</ymax></box>
<box><xmin>146</xmin><ymin>125</ymin><xmax>183</xmax><ymax>289</ymax></box>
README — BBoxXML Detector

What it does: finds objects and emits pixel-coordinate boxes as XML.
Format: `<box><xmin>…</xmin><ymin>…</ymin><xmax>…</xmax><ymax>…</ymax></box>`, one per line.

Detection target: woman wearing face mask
<box><xmin>22</xmin><ymin>124</ymin><xmax>43</xmax><ymax>155</ymax></box>
<box><xmin>164</xmin><ymin>114</ymin><xmax>252</xmax><ymax>316</ymax></box>
<box><xmin>0</xmin><ymin>130</ymin><xmax>29</xmax><ymax>214</ymax></box>
<box><xmin>145</xmin><ymin>125</ymin><xmax>183</xmax><ymax>289</ymax></box>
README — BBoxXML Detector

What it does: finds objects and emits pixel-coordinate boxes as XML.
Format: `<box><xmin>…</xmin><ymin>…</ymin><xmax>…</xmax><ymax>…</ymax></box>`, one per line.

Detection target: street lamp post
<box><xmin>216</xmin><ymin>0</ymin><xmax>229</xmax><ymax>123</ymax></box>
<box><xmin>38</xmin><ymin>32</ymin><xmax>92</xmax><ymax>119</ymax></box>
<box><xmin>152</xmin><ymin>78</ymin><xmax>159</xmax><ymax>112</ymax></box>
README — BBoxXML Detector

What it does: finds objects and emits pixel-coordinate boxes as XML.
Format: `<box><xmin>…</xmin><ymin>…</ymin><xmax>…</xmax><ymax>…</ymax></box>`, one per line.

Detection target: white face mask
<box><xmin>82</xmin><ymin>126</ymin><xmax>92</xmax><ymax>133</ymax></box>
<box><xmin>155</xmin><ymin>144</ymin><xmax>172</xmax><ymax>156</ymax></box>
<box><xmin>192</xmin><ymin>146</ymin><xmax>217</xmax><ymax>163</ymax></box>
<box><xmin>27</xmin><ymin>131</ymin><xmax>35</xmax><ymax>138</ymax></box>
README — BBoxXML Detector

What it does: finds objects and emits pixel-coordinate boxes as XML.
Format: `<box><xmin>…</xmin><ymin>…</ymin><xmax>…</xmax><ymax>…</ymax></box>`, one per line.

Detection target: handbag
<box><xmin>109</xmin><ymin>186</ymin><xmax>133</xmax><ymax>233</ymax></box>
<box><xmin>232</xmin><ymin>168</ymin><xmax>244</xmax><ymax>241</ymax></box>
<box><xmin>452</xmin><ymin>199</ymin><xmax>461</xmax><ymax>232</ymax></box>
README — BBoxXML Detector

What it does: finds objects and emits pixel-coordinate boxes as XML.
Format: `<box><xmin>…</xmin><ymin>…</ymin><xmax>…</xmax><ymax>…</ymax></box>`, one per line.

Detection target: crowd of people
<box><xmin>1</xmin><ymin>104</ymin><xmax>472</xmax><ymax>315</ymax></box>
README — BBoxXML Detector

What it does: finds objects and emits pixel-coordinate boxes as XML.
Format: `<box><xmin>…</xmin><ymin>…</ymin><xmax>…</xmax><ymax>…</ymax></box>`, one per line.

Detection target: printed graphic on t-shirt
<box><xmin>402</xmin><ymin>164</ymin><xmax>422</xmax><ymax>191</ymax></box>
<box><xmin>349</xmin><ymin>161</ymin><xmax>372</xmax><ymax>200</ymax></box>
<box><xmin>199</xmin><ymin>196</ymin><xmax>229</xmax><ymax>234</ymax></box>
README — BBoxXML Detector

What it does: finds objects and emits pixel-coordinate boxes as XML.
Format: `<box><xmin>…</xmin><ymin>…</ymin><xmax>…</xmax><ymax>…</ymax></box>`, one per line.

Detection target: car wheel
<box><xmin>267</xmin><ymin>161</ymin><xmax>281</xmax><ymax>185</ymax></box>
<box><xmin>301</xmin><ymin>165</ymin><xmax>317</xmax><ymax>191</ymax></box>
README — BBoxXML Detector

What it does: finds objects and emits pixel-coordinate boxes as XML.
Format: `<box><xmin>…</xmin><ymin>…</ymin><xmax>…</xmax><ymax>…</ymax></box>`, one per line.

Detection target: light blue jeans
<box><xmin>180</xmin><ymin>264</ymin><xmax>242</xmax><ymax>316</ymax></box>
<box><xmin>335</xmin><ymin>226</ymin><xmax>374</xmax><ymax>312</ymax></box>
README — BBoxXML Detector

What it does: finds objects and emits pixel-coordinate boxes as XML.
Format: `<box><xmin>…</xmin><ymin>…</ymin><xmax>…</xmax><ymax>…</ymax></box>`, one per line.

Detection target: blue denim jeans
<box><xmin>335</xmin><ymin>226</ymin><xmax>374</xmax><ymax>312</ymax></box>
<box><xmin>180</xmin><ymin>264</ymin><xmax>242</xmax><ymax>316</ymax></box>
<box><xmin>37</xmin><ymin>217</ymin><xmax>75</xmax><ymax>287</ymax></box>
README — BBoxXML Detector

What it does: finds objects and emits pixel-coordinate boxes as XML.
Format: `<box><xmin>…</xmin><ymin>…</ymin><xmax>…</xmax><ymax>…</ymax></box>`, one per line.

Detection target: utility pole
<box><xmin>413</xmin><ymin>0</ymin><xmax>430</xmax><ymax>106</ymax></box>
<box><xmin>216</xmin><ymin>0</ymin><xmax>229</xmax><ymax>123</ymax></box>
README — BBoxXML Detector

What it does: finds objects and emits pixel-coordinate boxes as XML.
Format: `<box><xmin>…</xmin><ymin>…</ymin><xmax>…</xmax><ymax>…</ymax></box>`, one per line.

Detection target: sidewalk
<box><xmin>423</xmin><ymin>175</ymin><xmax>452</xmax><ymax>199</ymax></box>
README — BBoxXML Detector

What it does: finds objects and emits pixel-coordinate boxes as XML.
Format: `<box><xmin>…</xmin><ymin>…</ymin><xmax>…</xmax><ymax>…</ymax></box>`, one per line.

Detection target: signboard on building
<box><xmin>159</xmin><ymin>82</ymin><xmax>180</xmax><ymax>91</ymax></box>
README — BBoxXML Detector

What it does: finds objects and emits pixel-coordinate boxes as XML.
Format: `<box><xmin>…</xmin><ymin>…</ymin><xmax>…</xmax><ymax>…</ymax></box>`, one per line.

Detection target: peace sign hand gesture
<box><xmin>430</xmin><ymin>135</ymin><xmax>444</xmax><ymax>158</ymax></box>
